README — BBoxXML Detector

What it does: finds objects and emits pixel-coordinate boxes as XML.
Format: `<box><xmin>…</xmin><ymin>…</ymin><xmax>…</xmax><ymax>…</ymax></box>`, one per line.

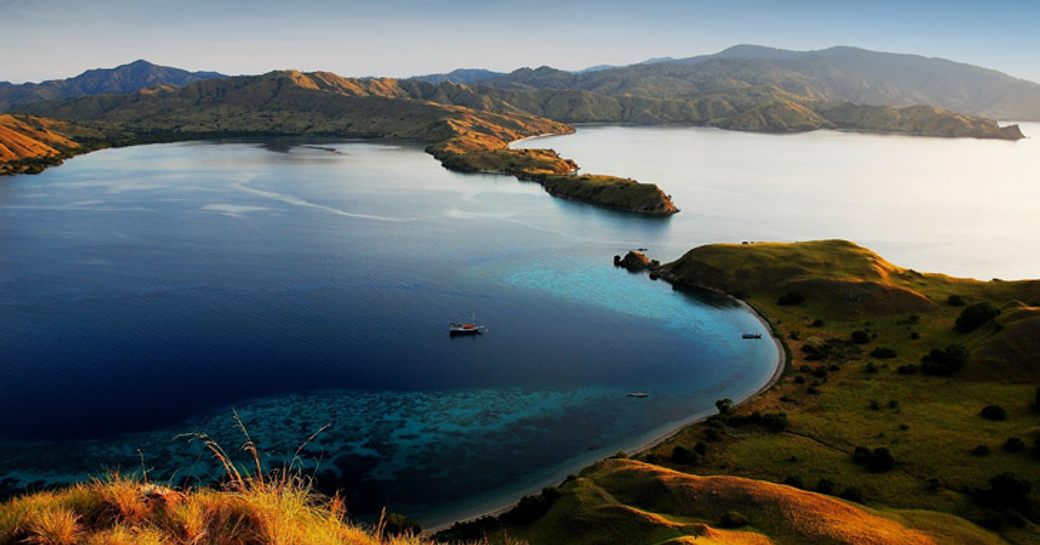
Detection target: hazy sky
<box><xmin>3</xmin><ymin>0</ymin><xmax>1039</xmax><ymax>83</ymax></box>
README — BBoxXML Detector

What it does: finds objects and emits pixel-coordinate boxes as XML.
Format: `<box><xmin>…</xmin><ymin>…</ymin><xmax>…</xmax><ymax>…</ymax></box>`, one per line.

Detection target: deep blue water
<box><xmin>0</xmin><ymin>140</ymin><xmax>777</xmax><ymax>525</ymax></box>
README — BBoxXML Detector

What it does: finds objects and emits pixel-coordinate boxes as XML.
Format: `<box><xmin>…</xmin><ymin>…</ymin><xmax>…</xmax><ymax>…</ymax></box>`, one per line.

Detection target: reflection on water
<box><xmin>516</xmin><ymin>123</ymin><xmax>1040</xmax><ymax>279</ymax></box>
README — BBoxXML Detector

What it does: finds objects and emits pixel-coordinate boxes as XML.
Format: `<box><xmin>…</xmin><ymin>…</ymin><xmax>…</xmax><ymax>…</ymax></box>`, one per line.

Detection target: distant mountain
<box><xmin>412</xmin><ymin>68</ymin><xmax>502</xmax><ymax>85</ymax></box>
<box><xmin>480</xmin><ymin>45</ymin><xmax>1040</xmax><ymax>121</ymax></box>
<box><xmin>0</xmin><ymin>60</ymin><xmax>225</xmax><ymax>112</ymax></box>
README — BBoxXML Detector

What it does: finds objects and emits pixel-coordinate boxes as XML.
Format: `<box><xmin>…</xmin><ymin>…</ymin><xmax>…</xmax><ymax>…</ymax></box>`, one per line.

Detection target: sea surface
<box><xmin>2</xmin><ymin>123</ymin><xmax>1035</xmax><ymax>525</ymax></box>
<box><xmin>516</xmin><ymin>123</ymin><xmax>1040</xmax><ymax>280</ymax></box>
<box><xmin>0</xmin><ymin>138</ymin><xmax>777</xmax><ymax>526</ymax></box>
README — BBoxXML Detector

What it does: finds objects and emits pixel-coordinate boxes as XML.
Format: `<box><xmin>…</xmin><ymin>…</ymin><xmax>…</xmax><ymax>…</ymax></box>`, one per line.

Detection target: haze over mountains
<box><xmin>419</xmin><ymin>45</ymin><xmax>1040</xmax><ymax>121</ymax></box>
<box><xmin>0</xmin><ymin>60</ymin><xmax>225</xmax><ymax>112</ymax></box>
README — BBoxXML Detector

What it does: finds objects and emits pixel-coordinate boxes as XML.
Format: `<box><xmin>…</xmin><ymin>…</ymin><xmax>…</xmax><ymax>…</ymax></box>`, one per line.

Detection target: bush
<box><xmin>980</xmin><ymin>405</ymin><xmax>1007</xmax><ymax>421</ymax></box>
<box><xmin>719</xmin><ymin>511</ymin><xmax>750</xmax><ymax>528</ymax></box>
<box><xmin>693</xmin><ymin>442</ymin><xmax>708</xmax><ymax>455</ymax></box>
<box><xmin>816</xmin><ymin>479</ymin><xmax>835</xmax><ymax>494</ymax></box>
<box><xmin>955</xmin><ymin>302</ymin><xmax>1001</xmax><ymax>333</ymax></box>
<box><xmin>500</xmin><ymin>487</ymin><xmax>561</xmax><ymax>525</ymax></box>
<box><xmin>715</xmin><ymin>398</ymin><xmax>734</xmax><ymax>415</ymax></box>
<box><xmin>383</xmin><ymin>512</ymin><xmax>422</xmax><ymax>536</ymax></box>
<box><xmin>870</xmin><ymin>347</ymin><xmax>897</xmax><ymax>359</ymax></box>
<box><xmin>811</xmin><ymin>318</ymin><xmax>825</xmax><ymax>327</ymax></box>
<box><xmin>897</xmin><ymin>364</ymin><xmax>919</xmax><ymax>375</ymax></box>
<box><xmin>671</xmin><ymin>446</ymin><xmax>699</xmax><ymax>465</ymax></box>
<box><xmin>975</xmin><ymin>473</ymin><xmax>1032</xmax><ymax>511</ymax></box>
<box><xmin>723</xmin><ymin>411</ymin><xmax>789</xmax><ymax>432</ymax></box>
<box><xmin>947</xmin><ymin>294</ymin><xmax>966</xmax><ymax>306</ymax></box>
<box><xmin>783</xmin><ymin>475</ymin><xmax>804</xmax><ymax>488</ymax></box>
<box><xmin>920</xmin><ymin>344</ymin><xmax>968</xmax><ymax>375</ymax></box>
<box><xmin>777</xmin><ymin>292</ymin><xmax>806</xmax><ymax>305</ymax></box>
<box><xmin>971</xmin><ymin>445</ymin><xmax>992</xmax><ymax>456</ymax></box>
<box><xmin>850</xmin><ymin>330</ymin><xmax>871</xmax><ymax>344</ymax></box>
<box><xmin>840</xmin><ymin>487</ymin><xmax>864</xmax><ymax>503</ymax></box>
<box><xmin>1002</xmin><ymin>437</ymin><xmax>1026</xmax><ymax>453</ymax></box>
<box><xmin>852</xmin><ymin>446</ymin><xmax>895</xmax><ymax>472</ymax></box>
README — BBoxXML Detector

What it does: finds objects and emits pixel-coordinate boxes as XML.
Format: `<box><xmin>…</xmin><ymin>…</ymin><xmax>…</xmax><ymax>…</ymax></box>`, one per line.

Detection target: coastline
<box><xmin>424</xmin><ymin>281</ymin><xmax>788</xmax><ymax>535</ymax></box>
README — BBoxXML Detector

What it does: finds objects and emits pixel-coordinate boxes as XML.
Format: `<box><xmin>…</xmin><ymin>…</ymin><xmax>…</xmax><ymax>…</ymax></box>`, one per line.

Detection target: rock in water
<box><xmin>616</xmin><ymin>250</ymin><xmax>652</xmax><ymax>271</ymax></box>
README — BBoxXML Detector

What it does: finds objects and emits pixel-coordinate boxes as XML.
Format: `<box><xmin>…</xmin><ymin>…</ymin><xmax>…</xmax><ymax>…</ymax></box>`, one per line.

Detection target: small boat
<box><xmin>449</xmin><ymin>321</ymin><xmax>486</xmax><ymax>336</ymax></box>
<box><xmin>626</xmin><ymin>392</ymin><xmax>649</xmax><ymax>398</ymax></box>
<box><xmin>742</xmin><ymin>333</ymin><xmax>763</xmax><ymax>340</ymax></box>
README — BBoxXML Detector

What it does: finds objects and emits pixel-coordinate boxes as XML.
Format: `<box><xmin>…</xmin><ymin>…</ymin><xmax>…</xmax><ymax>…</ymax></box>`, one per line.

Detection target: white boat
<box><xmin>449</xmin><ymin>314</ymin><xmax>484</xmax><ymax>336</ymax></box>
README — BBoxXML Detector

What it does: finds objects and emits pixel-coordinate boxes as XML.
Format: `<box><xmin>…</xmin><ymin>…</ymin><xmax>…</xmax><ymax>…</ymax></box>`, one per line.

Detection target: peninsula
<box><xmin>438</xmin><ymin>240</ymin><xmax>1040</xmax><ymax>545</ymax></box>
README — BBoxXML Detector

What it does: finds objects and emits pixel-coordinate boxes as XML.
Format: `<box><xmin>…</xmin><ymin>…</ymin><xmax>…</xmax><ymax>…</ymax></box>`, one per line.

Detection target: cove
<box><xmin>0</xmin><ymin>139</ymin><xmax>778</xmax><ymax>525</ymax></box>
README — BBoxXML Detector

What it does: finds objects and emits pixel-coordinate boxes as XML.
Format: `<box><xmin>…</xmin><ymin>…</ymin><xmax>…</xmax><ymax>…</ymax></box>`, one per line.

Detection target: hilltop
<box><xmin>439</xmin><ymin>241</ymin><xmax>1040</xmax><ymax>545</ymax></box>
<box><xmin>0</xmin><ymin>60</ymin><xmax>225</xmax><ymax>112</ymax></box>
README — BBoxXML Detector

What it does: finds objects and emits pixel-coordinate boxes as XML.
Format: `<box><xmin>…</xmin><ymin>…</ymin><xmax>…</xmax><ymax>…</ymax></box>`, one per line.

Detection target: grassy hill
<box><xmin>0</xmin><ymin>114</ymin><xmax>85</xmax><ymax>175</ymax></box>
<box><xmin>438</xmin><ymin>240</ymin><xmax>1039</xmax><ymax>545</ymax></box>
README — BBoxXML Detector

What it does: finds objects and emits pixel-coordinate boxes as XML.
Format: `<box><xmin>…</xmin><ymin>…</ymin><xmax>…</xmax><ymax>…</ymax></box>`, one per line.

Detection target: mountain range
<box><xmin>0</xmin><ymin>60</ymin><xmax>225</xmax><ymax>112</ymax></box>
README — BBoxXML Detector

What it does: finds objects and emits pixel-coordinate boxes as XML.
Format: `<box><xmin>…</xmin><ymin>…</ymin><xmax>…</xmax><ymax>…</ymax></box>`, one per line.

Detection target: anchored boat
<box><xmin>449</xmin><ymin>319</ymin><xmax>486</xmax><ymax>336</ymax></box>
<box><xmin>742</xmin><ymin>333</ymin><xmax>763</xmax><ymax>340</ymax></box>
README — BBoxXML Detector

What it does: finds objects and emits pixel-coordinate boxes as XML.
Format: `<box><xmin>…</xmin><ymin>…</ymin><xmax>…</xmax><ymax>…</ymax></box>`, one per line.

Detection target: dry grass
<box><xmin>0</xmin><ymin>417</ymin><xmax>498</xmax><ymax>545</ymax></box>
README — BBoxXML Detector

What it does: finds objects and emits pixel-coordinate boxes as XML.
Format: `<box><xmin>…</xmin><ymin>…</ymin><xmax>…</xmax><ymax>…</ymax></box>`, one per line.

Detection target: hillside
<box><xmin>479</xmin><ymin>45</ymin><xmax>1040</xmax><ymax>122</ymax></box>
<box><xmin>0</xmin><ymin>114</ymin><xmax>83</xmax><ymax>174</ymax></box>
<box><xmin>441</xmin><ymin>459</ymin><xmax>1009</xmax><ymax>545</ymax></box>
<box><xmin>440</xmin><ymin>241</ymin><xmax>1040</xmax><ymax>545</ymax></box>
<box><xmin>0</xmin><ymin>60</ymin><xmax>225</xmax><ymax>112</ymax></box>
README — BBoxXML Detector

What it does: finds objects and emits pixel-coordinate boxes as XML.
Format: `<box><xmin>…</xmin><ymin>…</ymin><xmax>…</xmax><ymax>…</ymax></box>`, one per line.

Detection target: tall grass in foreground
<box><xmin>0</xmin><ymin>414</ymin><xmax>519</xmax><ymax>545</ymax></box>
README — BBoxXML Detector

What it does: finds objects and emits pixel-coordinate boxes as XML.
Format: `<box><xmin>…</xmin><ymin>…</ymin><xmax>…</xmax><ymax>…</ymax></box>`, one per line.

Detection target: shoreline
<box><xmin>424</xmin><ymin>279</ymin><xmax>788</xmax><ymax>535</ymax></box>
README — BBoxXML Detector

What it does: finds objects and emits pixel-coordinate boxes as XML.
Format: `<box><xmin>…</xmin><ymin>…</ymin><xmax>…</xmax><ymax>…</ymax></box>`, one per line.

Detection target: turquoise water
<box><xmin>0</xmin><ymin>139</ymin><xmax>777</xmax><ymax>525</ymax></box>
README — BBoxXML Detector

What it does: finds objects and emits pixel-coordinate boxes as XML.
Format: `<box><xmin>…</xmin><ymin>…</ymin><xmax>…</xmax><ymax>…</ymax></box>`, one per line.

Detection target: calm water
<box><xmin>516</xmin><ymin>123</ymin><xmax>1040</xmax><ymax>280</ymax></box>
<box><xmin>5</xmin><ymin>124</ymin><xmax>1033</xmax><ymax>525</ymax></box>
<box><xmin>0</xmin><ymin>139</ymin><xmax>777</xmax><ymax>525</ymax></box>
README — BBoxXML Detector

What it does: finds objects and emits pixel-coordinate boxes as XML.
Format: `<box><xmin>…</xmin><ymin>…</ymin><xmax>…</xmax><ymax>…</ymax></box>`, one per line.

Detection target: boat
<box><xmin>449</xmin><ymin>321</ymin><xmax>486</xmax><ymax>336</ymax></box>
<box><xmin>742</xmin><ymin>333</ymin><xmax>763</xmax><ymax>340</ymax></box>
<box><xmin>626</xmin><ymin>392</ymin><xmax>649</xmax><ymax>398</ymax></box>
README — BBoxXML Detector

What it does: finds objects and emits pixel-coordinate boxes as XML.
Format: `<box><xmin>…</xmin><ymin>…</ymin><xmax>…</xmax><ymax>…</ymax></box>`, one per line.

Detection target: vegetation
<box><xmin>461</xmin><ymin>240</ymin><xmax>1037</xmax><ymax>544</ymax></box>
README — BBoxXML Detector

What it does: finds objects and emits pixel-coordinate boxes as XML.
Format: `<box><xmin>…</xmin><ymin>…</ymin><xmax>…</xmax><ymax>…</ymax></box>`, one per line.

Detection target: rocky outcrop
<box><xmin>614</xmin><ymin>250</ymin><xmax>655</xmax><ymax>271</ymax></box>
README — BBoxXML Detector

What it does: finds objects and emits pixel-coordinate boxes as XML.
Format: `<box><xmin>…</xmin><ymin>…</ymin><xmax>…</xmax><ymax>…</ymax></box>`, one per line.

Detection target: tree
<box><xmin>980</xmin><ymin>405</ymin><xmax>1007</xmax><ymax>421</ymax></box>
<box><xmin>920</xmin><ymin>344</ymin><xmax>968</xmax><ymax>375</ymax></box>
<box><xmin>851</xmin><ymin>330</ymin><xmax>871</xmax><ymax>344</ymax></box>
<box><xmin>715</xmin><ymin>398</ymin><xmax>734</xmax><ymax>415</ymax></box>
<box><xmin>870</xmin><ymin>347</ymin><xmax>897</xmax><ymax>359</ymax></box>
<box><xmin>955</xmin><ymin>302</ymin><xmax>1001</xmax><ymax>333</ymax></box>
<box><xmin>947</xmin><ymin>294</ymin><xmax>966</xmax><ymax>306</ymax></box>
<box><xmin>671</xmin><ymin>446</ymin><xmax>699</xmax><ymax>465</ymax></box>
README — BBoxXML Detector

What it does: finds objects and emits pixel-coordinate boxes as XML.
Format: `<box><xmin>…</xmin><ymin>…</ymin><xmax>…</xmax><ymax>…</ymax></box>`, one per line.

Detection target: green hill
<box><xmin>438</xmin><ymin>240</ymin><xmax>1040</xmax><ymax>545</ymax></box>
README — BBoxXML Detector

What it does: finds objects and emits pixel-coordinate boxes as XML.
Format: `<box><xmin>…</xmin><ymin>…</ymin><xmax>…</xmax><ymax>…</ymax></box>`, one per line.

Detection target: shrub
<box><xmin>777</xmin><ymin>292</ymin><xmax>806</xmax><ymax>306</ymax></box>
<box><xmin>715</xmin><ymin>398</ymin><xmax>734</xmax><ymax>415</ymax></box>
<box><xmin>723</xmin><ymin>411</ymin><xmax>789</xmax><ymax>432</ymax></box>
<box><xmin>383</xmin><ymin>512</ymin><xmax>422</xmax><ymax>536</ymax></box>
<box><xmin>975</xmin><ymin>473</ymin><xmax>1032</xmax><ymax>511</ymax></box>
<box><xmin>693</xmin><ymin>442</ymin><xmax>708</xmax><ymax>455</ymax></box>
<box><xmin>671</xmin><ymin>446</ymin><xmax>699</xmax><ymax>465</ymax></box>
<box><xmin>850</xmin><ymin>330</ymin><xmax>871</xmax><ymax>344</ymax></box>
<box><xmin>920</xmin><ymin>344</ymin><xmax>968</xmax><ymax>375</ymax></box>
<box><xmin>870</xmin><ymin>347</ymin><xmax>897</xmax><ymax>359</ymax></box>
<box><xmin>955</xmin><ymin>302</ymin><xmax>1001</xmax><ymax>333</ymax></box>
<box><xmin>980</xmin><ymin>405</ymin><xmax>1007</xmax><ymax>421</ymax></box>
<box><xmin>783</xmin><ymin>475</ymin><xmax>804</xmax><ymax>488</ymax></box>
<box><xmin>811</xmin><ymin>319</ymin><xmax>825</xmax><ymax>327</ymax></box>
<box><xmin>1002</xmin><ymin>437</ymin><xmax>1026</xmax><ymax>453</ymax></box>
<box><xmin>910</xmin><ymin>331</ymin><xmax>920</xmax><ymax>340</ymax></box>
<box><xmin>897</xmin><ymin>364</ymin><xmax>919</xmax><ymax>375</ymax></box>
<box><xmin>947</xmin><ymin>294</ymin><xmax>966</xmax><ymax>306</ymax></box>
<box><xmin>816</xmin><ymin>479</ymin><xmax>835</xmax><ymax>494</ymax></box>
<box><xmin>852</xmin><ymin>446</ymin><xmax>895</xmax><ymax>472</ymax></box>
<box><xmin>1035</xmin><ymin>386</ymin><xmax>1040</xmax><ymax>411</ymax></box>
<box><xmin>840</xmin><ymin>487</ymin><xmax>864</xmax><ymax>503</ymax></box>
<box><xmin>719</xmin><ymin>511</ymin><xmax>750</xmax><ymax>528</ymax></box>
<box><xmin>500</xmin><ymin>487</ymin><xmax>561</xmax><ymax>525</ymax></box>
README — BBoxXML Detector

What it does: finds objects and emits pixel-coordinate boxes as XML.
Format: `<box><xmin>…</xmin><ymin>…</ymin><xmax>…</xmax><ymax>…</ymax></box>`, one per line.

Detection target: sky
<box><xmin>2</xmin><ymin>0</ymin><xmax>1039</xmax><ymax>84</ymax></box>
